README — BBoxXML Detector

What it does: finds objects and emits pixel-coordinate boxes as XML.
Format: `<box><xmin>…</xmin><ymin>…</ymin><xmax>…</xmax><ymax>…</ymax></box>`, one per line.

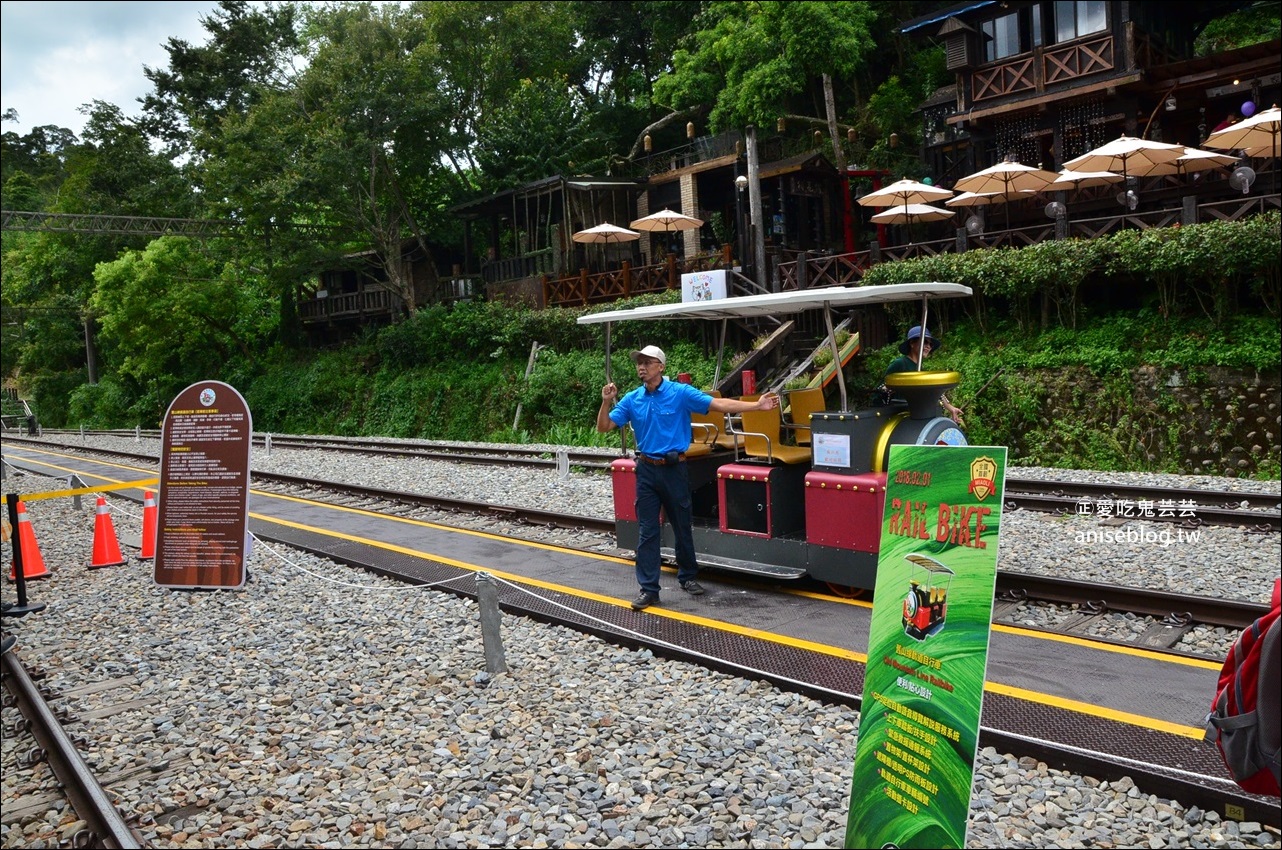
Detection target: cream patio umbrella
<box><xmin>572</xmin><ymin>222</ymin><xmax>641</xmax><ymax>269</ymax></box>
<box><xmin>857</xmin><ymin>178</ymin><xmax>954</xmax><ymax>209</ymax></box>
<box><xmin>629</xmin><ymin>208</ymin><xmax>704</xmax><ymax>259</ymax></box>
<box><xmin>1063</xmin><ymin>136</ymin><xmax>1187</xmax><ymax>214</ymax></box>
<box><xmin>1205</xmin><ymin>106</ymin><xmax>1280</xmax><ymax>193</ymax></box>
<box><xmin>1045</xmin><ymin>169</ymin><xmax>1125</xmax><ymax>191</ymax></box>
<box><xmin>955</xmin><ymin>160</ymin><xmax>1059</xmax><ymax>231</ymax></box>
<box><xmin>1204</xmin><ymin>105</ymin><xmax>1280</xmax><ymax>158</ymax></box>
<box><xmin>572</xmin><ymin>222</ymin><xmax>641</xmax><ymax>244</ymax></box>
<box><xmin>868</xmin><ymin>204</ymin><xmax>955</xmax><ymax>249</ymax></box>
<box><xmin>1172</xmin><ymin>147</ymin><xmax>1240</xmax><ymax>174</ymax></box>
<box><xmin>953</xmin><ymin>161</ymin><xmax>1059</xmax><ymax>195</ymax></box>
<box><xmin>629</xmin><ymin>208</ymin><xmax>704</xmax><ymax>232</ymax></box>
<box><xmin>857</xmin><ymin>178</ymin><xmax>954</xmax><ymax>245</ymax></box>
<box><xmin>1063</xmin><ymin>135</ymin><xmax>1186</xmax><ymax>186</ymax></box>
<box><xmin>946</xmin><ymin>190</ymin><xmax>1031</xmax><ymax>236</ymax></box>
<box><xmin>868</xmin><ymin>203</ymin><xmax>956</xmax><ymax>225</ymax></box>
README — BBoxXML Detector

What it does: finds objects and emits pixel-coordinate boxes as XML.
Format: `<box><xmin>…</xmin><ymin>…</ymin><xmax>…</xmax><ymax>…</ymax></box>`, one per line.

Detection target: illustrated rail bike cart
<box><xmin>902</xmin><ymin>553</ymin><xmax>955</xmax><ymax>640</ymax></box>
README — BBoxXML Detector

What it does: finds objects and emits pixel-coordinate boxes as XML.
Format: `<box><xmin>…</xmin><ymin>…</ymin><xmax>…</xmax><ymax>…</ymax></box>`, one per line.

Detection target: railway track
<box><xmin>1</xmin><ymin>649</ymin><xmax>147</xmax><ymax>848</ymax></box>
<box><xmin>3</xmin><ymin>439</ymin><xmax>1270</xmax><ymax>646</ymax></box>
<box><xmin>3</xmin><ymin>447</ymin><xmax>1280</xmax><ymax>841</ymax></box>
<box><xmin>8</xmin><ymin>434</ymin><xmax>1281</xmax><ymax>530</ymax></box>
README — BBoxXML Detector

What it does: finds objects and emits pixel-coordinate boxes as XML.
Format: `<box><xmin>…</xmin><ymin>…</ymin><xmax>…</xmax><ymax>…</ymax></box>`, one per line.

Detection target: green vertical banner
<box><xmin>845</xmin><ymin>445</ymin><xmax>1007</xmax><ymax>849</ymax></box>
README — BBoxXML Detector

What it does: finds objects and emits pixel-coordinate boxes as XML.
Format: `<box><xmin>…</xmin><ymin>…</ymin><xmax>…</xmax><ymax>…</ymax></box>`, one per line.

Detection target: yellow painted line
<box><xmin>254</xmin><ymin>490</ymin><xmax>635</xmax><ymax>563</ymax></box>
<box><xmin>1</xmin><ymin>449</ymin><xmax>159</xmax><ymax>499</ymax></box>
<box><xmin>991</xmin><ymin>622</ymin><xmax>1223</xmax><ymax>670</ymax></box>
<box><xmin>251</xmin><ymin>495</ymin><xmax>870</xmax><ymax>663</ymax></box>
<box><xmin>983</xmin><ymin>679</ymin><xmax>1207</xmax><ymax>740</ymax></box>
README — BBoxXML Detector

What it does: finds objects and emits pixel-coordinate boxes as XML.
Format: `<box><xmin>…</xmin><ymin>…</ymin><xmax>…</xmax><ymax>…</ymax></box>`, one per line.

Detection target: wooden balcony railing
<box><xmin>298</xmin><ymin>286</ymin><xmax>395</xmax><ymax>321</ymax></box>
<box><xmin>772</xmin><ymin>193</ymin><xmax>1279</xmax><ymax>291</ymax></box>
<box><xmin>302</xmin><ymin>195</ymin><xmax>1278</xmax><ymax>319</ymax></box>
<box><xmin>971</xmin><ymin>33</ymin><xmax>1115</xmax><ymax>102</ymax></box>
<box><xmin>1042</xmin><ymin>33</ymin><xmax>1114</xmax><ymax>86</ymax></box>
<box><xmin>541</xmin><ymin>246</ymin><xmax>735</xmax><ymax>308</ymax></box>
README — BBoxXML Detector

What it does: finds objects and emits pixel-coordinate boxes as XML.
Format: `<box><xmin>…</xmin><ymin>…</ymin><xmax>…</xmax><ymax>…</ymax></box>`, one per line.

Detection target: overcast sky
<box><xmin>1</xmin><ymin>1</ymin><xmax>223</xmax><ymax>139</ymax></box>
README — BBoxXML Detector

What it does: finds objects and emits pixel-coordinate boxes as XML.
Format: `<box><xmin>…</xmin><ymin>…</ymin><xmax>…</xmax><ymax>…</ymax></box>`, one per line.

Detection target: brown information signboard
<box><xmin>154</xmin><ymin>381</ymin><xmax>252</xmax><ymax>589</ymax></box>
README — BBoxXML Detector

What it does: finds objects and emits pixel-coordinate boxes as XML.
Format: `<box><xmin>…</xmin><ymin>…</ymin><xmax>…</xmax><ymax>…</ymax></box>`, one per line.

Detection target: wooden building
<box><xmin>901</xmin><ymin>0</ymin><xmax>1280</xmax><ymax>205</ymax></box>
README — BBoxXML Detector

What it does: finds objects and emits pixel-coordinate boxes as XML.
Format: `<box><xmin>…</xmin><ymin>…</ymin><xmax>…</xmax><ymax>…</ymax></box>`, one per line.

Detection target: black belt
<box><xmin>637</xmin><ymin>453</ymin><xmax>686</xmax><ymax>466</ymax></box>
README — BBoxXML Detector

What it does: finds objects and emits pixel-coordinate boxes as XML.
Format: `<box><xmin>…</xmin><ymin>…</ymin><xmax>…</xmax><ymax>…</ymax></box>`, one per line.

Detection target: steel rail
<box><xmin>993</xmin><ymin>572</ymin><xmax>1269</xmax><ymax>631</ymax></box>
<box><xmin>1</xmin><ymin>650</ymin><xmax>148</xmax><ymax>849</ymax></box>
<box><xmin>3</xmin><ymin>439</ymin><xmax>1273</xmax><ymax>627</ymax></box>
<box><xmin>1007</xmin><ymin>477</ymin><xmax>1281</xmax><ymax>512</ymax></box>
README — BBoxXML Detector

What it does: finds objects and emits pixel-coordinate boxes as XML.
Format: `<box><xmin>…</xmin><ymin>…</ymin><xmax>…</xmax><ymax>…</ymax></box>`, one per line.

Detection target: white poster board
<box><xmin>681</xmin><ymin>269</ymin><xmax>727</xmax><ymax>303</ymax></box>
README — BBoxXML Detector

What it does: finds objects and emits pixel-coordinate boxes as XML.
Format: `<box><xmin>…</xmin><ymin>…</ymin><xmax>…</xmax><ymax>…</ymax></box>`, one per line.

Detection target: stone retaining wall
<box><xmin>997</xmin><ymin>366</ymin><xmax>1280</xmax><ymax>477</ymax></box>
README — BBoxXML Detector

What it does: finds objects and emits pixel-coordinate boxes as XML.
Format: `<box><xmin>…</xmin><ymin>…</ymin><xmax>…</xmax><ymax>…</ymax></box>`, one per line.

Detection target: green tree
<box><xmin>90</xmin><ymin>236</ymin><xmax>275</xmax><ymax>418</ymax></box>
<box><xmin>653</xmin><ymin>1</ymin><xmax>878</xmax><ymax>133</ymax></box>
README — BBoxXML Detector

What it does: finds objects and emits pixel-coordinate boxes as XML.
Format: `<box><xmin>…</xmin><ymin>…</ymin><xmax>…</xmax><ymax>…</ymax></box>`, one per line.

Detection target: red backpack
<box><xmin>1205</xmin><ymin>577</ymin><xmax>1281</xmax><ymax>797</ymax></box>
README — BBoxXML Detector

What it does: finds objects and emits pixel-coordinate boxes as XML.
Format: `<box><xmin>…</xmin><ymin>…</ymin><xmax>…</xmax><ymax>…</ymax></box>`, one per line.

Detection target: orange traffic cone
<box><xmin>9</xmin><ymin>500</ymin><xmax>51</xmax><ymax>581</ymax></box>
<box><xmin>139</xmin><ymin>489</ymin><xmax>158</xmax><ymax>560</ymax></box>
<box><xmin>90</xmin><ymin>495</ymin><xmax>127</xmax><ymax>569</ymax></box>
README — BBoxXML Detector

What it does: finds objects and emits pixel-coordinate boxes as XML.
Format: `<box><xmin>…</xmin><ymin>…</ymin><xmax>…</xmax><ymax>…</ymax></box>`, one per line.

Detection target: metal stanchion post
<box><xmin>4</xmin><ymin>494</ymin><xmax>47</xmax><ymax>618</ymax></box>
<box><xmin>475</xmin><ymin>572</ymin><xmax>508</xmax><ymax>674</ymax></box>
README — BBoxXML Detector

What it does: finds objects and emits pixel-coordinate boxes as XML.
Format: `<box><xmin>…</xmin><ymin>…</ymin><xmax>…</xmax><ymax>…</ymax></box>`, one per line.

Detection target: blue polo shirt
<box><xmin>609</xmin><ymin>378</ymin><xmax>713</xmax><ymax>457</ymax></box>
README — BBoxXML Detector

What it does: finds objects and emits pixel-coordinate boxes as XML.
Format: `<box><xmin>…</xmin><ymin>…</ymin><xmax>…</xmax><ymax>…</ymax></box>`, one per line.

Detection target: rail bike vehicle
<box><xmin>577</xmin><ymin>282</ymin><xmax>972</xmax><ymax>593</ymax></box>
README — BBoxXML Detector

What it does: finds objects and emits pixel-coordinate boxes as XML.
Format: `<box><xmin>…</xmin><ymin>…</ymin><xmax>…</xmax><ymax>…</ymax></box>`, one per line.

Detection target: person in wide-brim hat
<box><xmin>897</xmin><ymin>325</ymin><xmax>939</xmax><ymax>356</ymax></box>
<box><xmin>883</xmin><ymin>326</ymin><xmax>963</xmax><ymax>425</ymax></box>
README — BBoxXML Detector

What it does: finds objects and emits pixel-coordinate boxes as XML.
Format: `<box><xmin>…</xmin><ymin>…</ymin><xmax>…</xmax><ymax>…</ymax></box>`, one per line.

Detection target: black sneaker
<box><xmin>631</xmin><ymin>591</ymin><xmax>659</xmax><ymax>611</ymax></box>
<box><xmin>681</xmin><ymin>580</ymin><xmax>706</xmax><ymax>596</ymax></box>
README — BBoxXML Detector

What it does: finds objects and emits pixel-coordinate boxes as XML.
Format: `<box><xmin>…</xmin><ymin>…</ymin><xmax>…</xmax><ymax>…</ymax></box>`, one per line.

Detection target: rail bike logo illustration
<box><xmin>902</xmin><ymin>553</ymin><xmax>953</xmax><ymax>641</ymax></box>
<box><xmin>199</xmin><ymin>387</ymin><xmax>217</xmax><ymax>407</ymax></box>
<box><xmin>967</xmin><ymin>455</ymin><xmax>998</xmax><ymax>501</ymax></box>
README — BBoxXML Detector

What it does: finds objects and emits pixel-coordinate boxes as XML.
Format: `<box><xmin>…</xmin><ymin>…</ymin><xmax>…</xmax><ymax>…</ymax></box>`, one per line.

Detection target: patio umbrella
<box><xmin>1206</xmin><ymin>106</ymin><xmax>1280</xmax><ymax>194</ymax></box>
<box><xmin>857</xmin><ymin>178</ymin><xmax>954</xmax><ymax>209</ymax></box>
<box><xmin>868</xmin><ymin>203</ymin><xmax>955</xmax><ymax>225</ymax></box>
<box><xmin>573</xmin><ymin>223</ymin><xmax>640</xmax><ymax>269</ymax></box>
<box><xmin>946</xmin><ymin>190</ymin><xmax>1031</xmax><ymax>236</ymax></box>
<box><xmin>1239</xmin><ymin>141</ymin><xmax>1280</xmax><ymax>159</ymax></box>
<box><xmin>868</xmin><ymin>203</ymin><xmax>954</xmax><ymax>252</ymax></box>
<box><xmin>572</xmin><ymin>222</ymin><xmax>641</xmax><ymax>244</ymax></box>
<box><xmin>1062</xmin><ymin>135</ymin><xmax>1186</xmax><ymax>185</ymax></box>
<box><xmin>857</xmin><ymin>178</ymin><xmax>954</xmax><ymax>244</ymax></box>
<box><xmin>1204</xmin><ymin>105</ymin><xmax>1280</xmax><ymax>157</ymax></box>
<box><xmin>954</xmin><ymin>161</ymin><xmax>1057</xmax><ymax>231</ymax></box>
<box><xmin>1172</xmin><ymin>147</ymin><xmax>1239</xmax><ymax>174</ymax></box>
<box><xmin>629</xmin><ymin>208</ymin><xmax>704</xmax><ymax>232</ymax></box>
<box><xmin>953</xmin><ymin>161</ymin><xmax>1059</xmax><ymax>196</ymax></box>
<box><xmin>945</xmin><ymin>191</ymin><xmax>1015</xmax><ymax>206</ymax></box>
<box><xmin>1046</xmin><ymin>169</ymin><xmax>1124</xmax><ymax>191</ymax></box>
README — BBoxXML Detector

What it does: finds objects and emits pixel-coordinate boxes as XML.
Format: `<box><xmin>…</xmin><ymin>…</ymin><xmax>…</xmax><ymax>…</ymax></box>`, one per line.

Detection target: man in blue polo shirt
<box><xmin>597</xmin><ymin>345</ymin><xmax>779</xmax><ymax>610</ymax></box>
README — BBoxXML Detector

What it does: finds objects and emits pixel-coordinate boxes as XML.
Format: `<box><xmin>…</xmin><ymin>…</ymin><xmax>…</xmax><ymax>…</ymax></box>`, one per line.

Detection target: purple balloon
<box><xmin>1242</xmin><ymin>101</ymin><xmax>1257</xmax><ymax>118</ymax></box>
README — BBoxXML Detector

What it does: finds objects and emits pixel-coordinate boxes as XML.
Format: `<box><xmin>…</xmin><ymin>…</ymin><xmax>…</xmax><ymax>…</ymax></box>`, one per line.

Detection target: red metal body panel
<box><xmin>611</xmin><ymin>459</ymin><xmax>637</xmax><ymax>521</ymax></box>
<box><xmin>803</xmin><ymin>471</ymin><xmax>887</xmax><ymax>553</ymax></box>
<box><xmin>717</xmin><ymin>463</ymin><xmax>776</xmax><ymax>537</ymax></box>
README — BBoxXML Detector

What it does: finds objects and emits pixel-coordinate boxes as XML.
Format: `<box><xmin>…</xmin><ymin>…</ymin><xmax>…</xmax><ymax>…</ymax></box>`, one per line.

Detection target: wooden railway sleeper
<box><xmin>1060</xmin><ymin>600</ymin><xmax>1108</xmax><ymax>633</ymax></box>
<box><xmin>1136</xmin><ymin>611</ymin><xmax>1195</xmax><ymax>649</ymax></box>
<box><xmin>992</xmin><ymin>588</ymin><xmax>1027</xmax><ymax>620</ymax></box>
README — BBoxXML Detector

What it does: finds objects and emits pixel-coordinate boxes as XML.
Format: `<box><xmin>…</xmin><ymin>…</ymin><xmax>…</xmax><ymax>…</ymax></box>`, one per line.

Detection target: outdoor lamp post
<box><xmin>735</xmin><ymin>174</ymin><xmax>749</xmax><ymax>276</ymax></box>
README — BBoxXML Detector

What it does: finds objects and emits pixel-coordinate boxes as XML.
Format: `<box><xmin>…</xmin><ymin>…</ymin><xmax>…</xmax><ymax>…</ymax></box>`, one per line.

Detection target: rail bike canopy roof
<box><xmin>575</xmin><ymin>282</ymin><xmax>973</xmax><ymax>325</ymax></box>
